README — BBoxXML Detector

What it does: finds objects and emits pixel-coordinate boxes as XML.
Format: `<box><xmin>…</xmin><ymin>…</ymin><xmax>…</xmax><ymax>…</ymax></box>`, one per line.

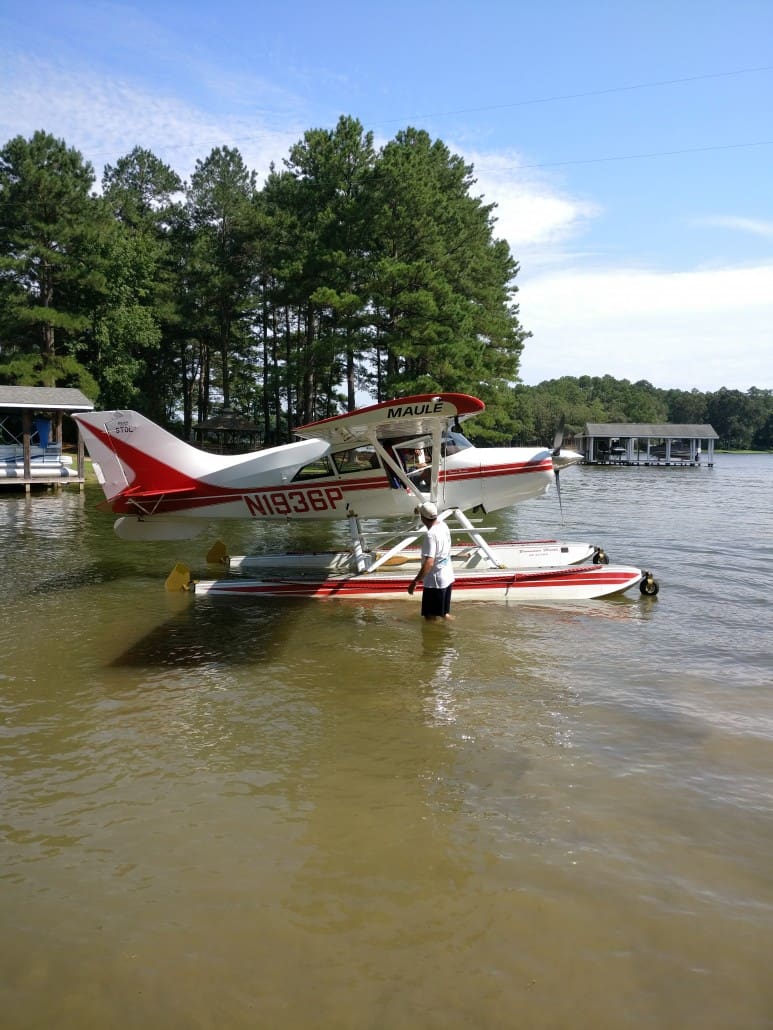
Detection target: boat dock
<box><xmin>0</xmin><ymin>386</ymin><xmax>94</xmax><ymax>493</ymax></box>
<box><xmin>575</xmin><ymin>422</ymin><xmax>718</xmax><ymax>468</ymax></box>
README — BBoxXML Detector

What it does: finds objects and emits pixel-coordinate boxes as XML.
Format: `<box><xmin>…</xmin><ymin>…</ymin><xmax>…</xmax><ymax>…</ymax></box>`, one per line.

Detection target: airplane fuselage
<box><xmin>73</xmin><ymin>397</ymin><xmax>572</xmax><ymax>541</ymax></box>
<box><xmin>106</xmin><ymin>447</ymin><xmax>555</xmax><ymax>520</ymax></box>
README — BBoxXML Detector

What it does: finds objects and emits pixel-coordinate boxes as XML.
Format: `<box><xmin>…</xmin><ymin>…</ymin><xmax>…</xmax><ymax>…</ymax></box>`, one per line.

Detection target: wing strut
<box><xmin>349</xmin><ymin>416</ymin><xmax>503</xmax><ymax>573</ymax></box>
<box><xmin>447</xmin><ymin>508</ymin><xmax>505</xmax><ymax>569</ymax></box>
<box><xmin>345</xmin><ymin>507</ymin><xmax>505</xmax><ymax>575</ymax></box>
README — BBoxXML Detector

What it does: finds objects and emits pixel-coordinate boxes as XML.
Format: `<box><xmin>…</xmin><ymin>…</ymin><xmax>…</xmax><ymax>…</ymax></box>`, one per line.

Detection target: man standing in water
<box><xmin>407</xmin><ymin>501</ymin><xmax>455</xmax><ymax>620</ymax></box>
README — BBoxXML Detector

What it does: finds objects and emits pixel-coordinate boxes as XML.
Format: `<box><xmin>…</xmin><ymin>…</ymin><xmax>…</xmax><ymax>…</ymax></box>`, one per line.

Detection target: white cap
<box><xmin>419</xmin><ymin>501</ymin><xmax>438</xmax><ymax>519</ymax></box>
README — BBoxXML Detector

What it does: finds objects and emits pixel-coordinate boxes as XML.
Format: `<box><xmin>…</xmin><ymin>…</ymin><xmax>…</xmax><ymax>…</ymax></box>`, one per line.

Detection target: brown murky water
<box><xmin>1</xmin><ymin>456</ymin><xmax>772</xmax><ymax>1028</ymax></box>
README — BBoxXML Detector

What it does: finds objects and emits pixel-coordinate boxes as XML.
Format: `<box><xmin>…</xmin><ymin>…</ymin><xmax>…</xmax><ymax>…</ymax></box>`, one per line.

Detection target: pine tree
<box><xmin>368</xmin><ymin>128</ymin><xmax>527</xmax><ymax>406</ymax></box>
<box><xmin>0</xmin><ymin>131</ymin><xmax>100</xmax><ymax>394</ymax></box>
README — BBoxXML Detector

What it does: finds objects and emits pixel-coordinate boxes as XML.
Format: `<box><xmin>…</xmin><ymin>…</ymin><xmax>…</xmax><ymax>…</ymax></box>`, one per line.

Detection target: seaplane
<box><xmin>73</xmin><ymin>393</ymin><xmax>658</xmax><ymax>602</ymax></box>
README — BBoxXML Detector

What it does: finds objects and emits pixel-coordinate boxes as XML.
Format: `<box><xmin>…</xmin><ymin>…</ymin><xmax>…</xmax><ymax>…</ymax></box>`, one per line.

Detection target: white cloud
<box><xmin>0</xmin><ymin>54</ymin><xmax>303</xmax><ymax>181</ymax></box>
<box><xmin>692</xmin><ymin>215</ymin><xmax>773</xmax><ymax>239</ymax></box>
<box><xmin>471</xmin><ymin>152</ymin><xmax>600</xmax><ymax>249</ymax></box>
<box><xmin>466</xmin><ymin>155</ymin><xmax>773</xmax><ymax>392</ymax></box>
<box><xmin>517</xmin><ymin>264</ymin><xmax>773</xmax><ymax>391</ymax></box>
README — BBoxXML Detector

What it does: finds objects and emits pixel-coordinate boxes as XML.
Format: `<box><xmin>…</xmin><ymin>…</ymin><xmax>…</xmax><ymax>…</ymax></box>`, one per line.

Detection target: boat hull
<box><xmin>182</xmin><ymin>563</ymin><xmax>645</xmax><ymax>602</ymax></box>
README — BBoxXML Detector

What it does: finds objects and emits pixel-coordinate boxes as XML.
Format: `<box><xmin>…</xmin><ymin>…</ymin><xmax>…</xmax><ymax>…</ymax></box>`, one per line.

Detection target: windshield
<box><xmin>443</xmin><ymin>430</ymin><xmax>472</xmax><ymax>454</ymax></box>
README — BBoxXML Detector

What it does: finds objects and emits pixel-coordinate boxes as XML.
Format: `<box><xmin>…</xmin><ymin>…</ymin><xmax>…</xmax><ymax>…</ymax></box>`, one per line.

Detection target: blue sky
<box><xmin>1</xmin><ymin>0</ymin><xmax>771</xmax><ymax>392</ymax></box>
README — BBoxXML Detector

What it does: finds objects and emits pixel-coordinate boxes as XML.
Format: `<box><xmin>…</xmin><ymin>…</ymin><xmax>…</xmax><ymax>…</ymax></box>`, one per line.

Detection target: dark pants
<box><xmin>421</xmin><ymin>585</ymin><xmax>453</xmax><ymax>618</ymax></box>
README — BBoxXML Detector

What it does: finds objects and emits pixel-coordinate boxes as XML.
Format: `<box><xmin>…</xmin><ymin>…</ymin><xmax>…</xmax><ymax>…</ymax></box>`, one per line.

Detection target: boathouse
<box><xmin>0</xmin><ymin>385</ymin><xmax>95</xmax><ymax>491</ymax></box>
<box><xmin>576</xmin><ymin>422</ymin><xmax>718</xmax><ymax>467</ymax></box>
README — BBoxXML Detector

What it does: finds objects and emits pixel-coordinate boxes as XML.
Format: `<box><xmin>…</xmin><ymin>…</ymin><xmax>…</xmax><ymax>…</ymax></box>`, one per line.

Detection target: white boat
<box><xmin>167</xmin><ymin>560</ymin><xmax>656</xmax><ymax>602</ymax></box>
<box><xmin>0</xmin><ymin>444</ymin><xmax>77</xmax><ymax>478</ymax></box>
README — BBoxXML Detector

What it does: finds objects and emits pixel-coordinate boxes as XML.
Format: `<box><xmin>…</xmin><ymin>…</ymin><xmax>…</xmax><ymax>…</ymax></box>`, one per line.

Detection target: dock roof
<box><xmin>580</xmin><ymin>422</ymin><xmax>718</xmax><ymax>439</ymax></box>
<box><xmin>0</xmin><ymin>385</ymin><xmax>94</xmax><ymax>411</ymax></box>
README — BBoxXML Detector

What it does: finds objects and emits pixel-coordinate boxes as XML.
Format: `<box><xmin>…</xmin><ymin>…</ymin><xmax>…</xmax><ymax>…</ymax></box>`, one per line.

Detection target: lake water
<box><xmin>1</xmin><ymin>454</ymin><xmax>772</xmax><ymax>1029</ymax></box>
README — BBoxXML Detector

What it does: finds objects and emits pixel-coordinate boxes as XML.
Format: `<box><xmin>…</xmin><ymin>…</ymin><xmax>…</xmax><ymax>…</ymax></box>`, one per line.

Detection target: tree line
<box><xmin>1</xmin><ymin>123</ymin><xmax>770</xmax><ymax>450</ymax></box>
<box><xmin>0</xmin><ymin>120</ymin><xmax>526</xmax><ymax>444</ymax></box>
<box><xmin>513</xmin><ymin>376</ymin><xmax>773</xmax><ymax>451</ymax></box>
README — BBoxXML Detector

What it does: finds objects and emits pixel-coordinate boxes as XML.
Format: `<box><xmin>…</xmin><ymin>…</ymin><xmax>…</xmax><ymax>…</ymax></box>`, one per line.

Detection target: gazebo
<box><xmin>0</xmin><ymin>385</ymin><xmax>95</xmax><ymax>491</ymax></box>
<box><xmin>193</xmin><ymin>409</ymin><xmax>263</xmax><ymax>453</ymax></box>
<box><xmin>576</xmin><ymin>422</ymin><xmax>718</xmax><ymax>467</ymax></box>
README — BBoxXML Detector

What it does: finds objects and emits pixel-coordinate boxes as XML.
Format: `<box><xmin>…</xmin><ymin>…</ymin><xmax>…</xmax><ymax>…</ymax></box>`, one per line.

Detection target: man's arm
<box><xmin>407</xmin><ymin>555</ymin><xmax>434</xmax><ymax>595</ymax></box>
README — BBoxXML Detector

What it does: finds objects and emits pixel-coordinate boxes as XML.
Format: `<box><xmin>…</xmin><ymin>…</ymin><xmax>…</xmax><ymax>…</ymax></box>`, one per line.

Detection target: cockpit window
<box><xmin>292</xmin><ymin>457</ymin><xmax>334</xmax><ymax>481</ymax></box>
<box><xmin>332</xmin><ymin>445</ymin><xmax>379</xmax><ymax>474</ymax></box>
<box><xmin>395</xmin><ymin>444</ymin><xmax>429</xmax><ymax>472</ymax></box>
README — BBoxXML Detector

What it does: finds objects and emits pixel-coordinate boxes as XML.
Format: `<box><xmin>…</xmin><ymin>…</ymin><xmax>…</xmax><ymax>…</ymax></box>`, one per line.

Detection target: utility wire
<box><xmin>379</xmin><ymin>64</ymin><xmax>773</xmax><ymax>124</ymax></box>
<box><xmin>91</xmin><ymin>63</ymin><xmax>773</xmax><ymax>158</ymax></box>
<box><xmin>510</xmin><ymin>138</ymin><xmax>773</xmax><ymax>170</ymax></box>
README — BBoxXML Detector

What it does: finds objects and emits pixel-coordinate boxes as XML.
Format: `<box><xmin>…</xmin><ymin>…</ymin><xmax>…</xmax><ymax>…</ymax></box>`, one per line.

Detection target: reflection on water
<box><xmin>1</xmin><ymin>460</ymin><xmax>773</xmax><ymax>1027</ymax></box>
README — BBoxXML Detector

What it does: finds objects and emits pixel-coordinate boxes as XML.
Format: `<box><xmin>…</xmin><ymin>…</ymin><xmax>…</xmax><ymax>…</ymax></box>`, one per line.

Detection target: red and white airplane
<box><xmin>74</xmin><ymin>393</ymin><xmax>581</xmax><ymax>540</ymax></box>
<box><xmin>74</xmin><ymin>393</ymin><xmax>658</xmax><ymax>600</ymax></box>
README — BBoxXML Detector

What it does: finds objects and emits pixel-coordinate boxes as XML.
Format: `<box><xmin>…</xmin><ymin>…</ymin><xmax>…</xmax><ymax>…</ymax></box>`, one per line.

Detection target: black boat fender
<box><xmin>639</xmin><ymin>571</ymin><xmax>659</xmax><ymax>596</ymax></box>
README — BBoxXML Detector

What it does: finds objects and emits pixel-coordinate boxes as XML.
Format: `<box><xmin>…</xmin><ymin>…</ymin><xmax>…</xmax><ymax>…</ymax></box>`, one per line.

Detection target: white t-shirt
<box><xmin>421</xmin><ymin>520</ymin><xmax>455</xmax><ymax>589</ymax></box>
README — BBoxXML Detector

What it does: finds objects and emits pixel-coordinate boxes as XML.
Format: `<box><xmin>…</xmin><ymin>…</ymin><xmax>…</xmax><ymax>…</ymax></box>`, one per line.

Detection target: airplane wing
<box><xmin>294</xmin><ymin>393</ymin><xmax>485</xmax><ymax>445</ymax></box>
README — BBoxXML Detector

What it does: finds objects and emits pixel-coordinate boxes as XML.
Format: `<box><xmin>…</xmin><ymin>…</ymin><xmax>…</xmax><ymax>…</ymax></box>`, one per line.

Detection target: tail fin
<box><xmin>73</xmin><ymin>410</ymin><xmax>221</xmax><ymax>503</ymax></box>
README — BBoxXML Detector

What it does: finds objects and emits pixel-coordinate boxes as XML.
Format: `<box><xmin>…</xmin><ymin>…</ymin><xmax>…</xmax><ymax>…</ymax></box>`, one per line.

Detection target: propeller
<box><xmin>548</xmin><ymin>419</ymin><xmax>584</xmax><ymax>517</ymax></box>
<box><xmin>551</xmin><ymin>421</ymin><xmax>566</xmax><ymax>518</ymax></box>
<box><xmin>552</xmin><ymin>421</ymin><xmax>565</xmax><ymax>456</ymax></box>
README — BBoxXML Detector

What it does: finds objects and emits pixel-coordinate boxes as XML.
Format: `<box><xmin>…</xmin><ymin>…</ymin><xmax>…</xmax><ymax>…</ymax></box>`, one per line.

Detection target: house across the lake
<box><xmin>575</xmin><ymin>422</ymin><xmax>718</xmax><ymax>467</ymax></box>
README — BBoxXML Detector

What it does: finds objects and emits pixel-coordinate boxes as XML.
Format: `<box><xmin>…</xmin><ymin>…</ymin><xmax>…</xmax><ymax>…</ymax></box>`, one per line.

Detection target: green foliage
<box><xmin>0</xmin><ymin>131</ymin><xmax>98</xmax><ymax>364</ymax></box>
<box><xmin>102</xmin><ymin>146</ymin><xmax>183</xmax><ymax>227</ymax></box>
<box><xmin>0</xmin><ymin>351</ymin><xmax>98</xmax><ymax>398</ymax></box>
<box><xmin>1</xmin><ymin>127</ymin><xmax>770</xmax><ymax>450</ymax></box>
<box><xmin>505</xmin><ymin>376</ymin><xmax>772</xmax><ymax>451</ymax></box>
<box><xmin>183</xmin><ymin>146</ymin><xmax>259</xmax><ymax>420</ymax></box>
<box><xmin>752</xmin><ymin>412</ymin><xmax>773</xmax><ymax>449</ymax></box>
<box><xmin>706</xmin><ymin>386</ymin><xmax>773</xmax><ymax>449</ymax></box>
<box><xmin>368</xmin><ymin>128</ymin><xmax>525</xmax><ymax>401</ymax></box>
